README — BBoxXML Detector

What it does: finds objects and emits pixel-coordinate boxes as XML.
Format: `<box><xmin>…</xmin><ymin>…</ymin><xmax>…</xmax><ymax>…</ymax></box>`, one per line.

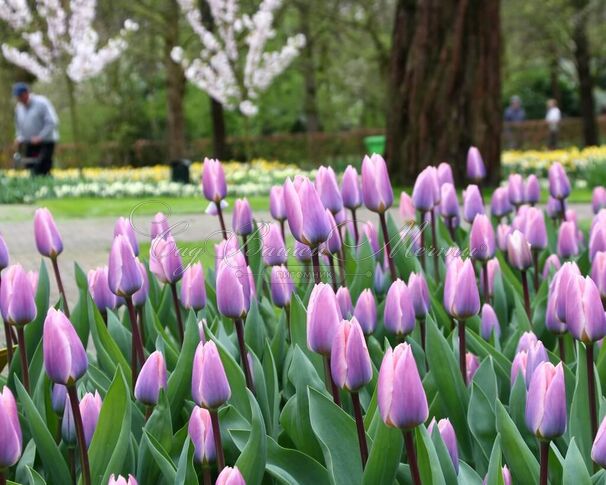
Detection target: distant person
<box><xmin>13</xmin><ymin>82</ymin><xmax>59</xmax><ymax>175</ymax></box>
<box><xmin>545</xmin><ymin>98</ymin><xmax>561</xmax><ymax>150</ymax></box>
<box><xmin>504</xmin><ymin>95</ymin><xmax>526</xmax><ymax>149</ymax></box>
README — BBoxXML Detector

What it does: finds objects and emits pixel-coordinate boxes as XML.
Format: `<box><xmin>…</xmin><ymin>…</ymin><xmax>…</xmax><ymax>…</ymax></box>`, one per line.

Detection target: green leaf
<box><xmin>563</xmin><ymin>438</ymin><xmax>592</xmax><ymax>485</ymax></box>
<box><xmin>86</xmin><ymin>367</ymin><xmax>132</xmax><ymax>485</ymax></box>
<box><xmin>308</xmin><ymin>387</ymin><xmax>363</xmax><ymax>485</ymax></box>
<box><xmin>428</xmin><ymin>423</ymin><xmax>458</xmax><ymax>484</ymax></box>
<box><xmin>175</xmin><ymin>438</ymin><xmax>198</xmax><ymax>485</ymax></box>
<box><xmin>14</xmin><ymin>378</ymin><xmax>71</xmax><ymax>485</ymax></box>
<box><xmin>348</xmin><ymin>237</ymin><xmax>375</xmax><ymax>300</ymax></box>
<box><xmin>26</xmin><ymin>465</ymin><xmax>47</xmax><ymax>485</ymax></box>
<box><xmin>244</xmin><ymin>299</ymin><xmax>266</xmax><ymax>359</ymax></box>
<box><xmin>415</xmin><ymin>426</ymin><xmax>446</xmax><ymax>485</ymax></box>
<box><xmin>137</xmin><ymin>391</ymin><xmax>173</xmax><ymax>484</ymax></box>
<box><xmin>265</xmin><ymin>437</ymin><xmax>330</xmax><ymax>485</ymax></box>
<box><xmin>458</xmin><ymin>462</ymin><xmax>483</xmax><ymax>484</ymax></box>
<box><xmin>486</xmin><ymin>436</ymin><xmax>505</xmax><ymax>485</ymax></box>
<box><xmin>570</xmin><ymin>342</ymin><xmax>593</xmax><ymax>472</ymax></box>
<box><xmin>70</xmin><ymin>263</ymin><xmax>90</xmax><ymax>344</ymax></box>
<box><xmin>363</xmin><ymin>419</ymin><xmax>403</xmax><ymax>485</ymax></box>
<box><xmin>289</xmin><ymin>294</ymin><xmax>323</xmax><ymax>376</ymax></box>
<box><xmin>235</xmin><ymin>390</ymin><xmax>267</xmax><ymax>485</ymax></box>
<box><xmin>143</xmin><ymin>430</ymin><xmax>177</xmax><ymax>483</ymax></box>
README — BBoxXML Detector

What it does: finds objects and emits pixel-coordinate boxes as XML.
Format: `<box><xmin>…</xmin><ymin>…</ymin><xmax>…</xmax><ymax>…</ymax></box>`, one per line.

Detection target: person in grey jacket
<box><xmin>13</xmin><ymin>82</ymin><xmax>59</xmax><ymax>175</ymax></box>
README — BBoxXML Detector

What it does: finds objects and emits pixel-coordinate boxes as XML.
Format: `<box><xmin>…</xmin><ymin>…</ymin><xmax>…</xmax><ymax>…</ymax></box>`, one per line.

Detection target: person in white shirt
<box><xmin>545</xmin><ymin>98</ymin><xmax>561</xmax><ymax>150</ymax></box>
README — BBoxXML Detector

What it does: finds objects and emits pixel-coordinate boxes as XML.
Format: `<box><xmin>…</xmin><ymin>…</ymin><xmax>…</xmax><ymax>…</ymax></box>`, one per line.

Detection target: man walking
<box><xmin>13</xmin><ymin>82</ymin><xmax>59</xmax><ymax>175</ymax></box>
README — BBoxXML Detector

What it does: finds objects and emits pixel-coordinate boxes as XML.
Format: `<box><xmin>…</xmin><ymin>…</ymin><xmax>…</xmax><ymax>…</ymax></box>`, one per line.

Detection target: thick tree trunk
<box><xmin>386</xmin><ymin>0</ymin><xmax>502</xmax><ymax>186</ymax></box>
<box><xmin>572</xmin><ymin>0</ymin><xmax>598</xmax><ymax>146</ymax></box>
<box><xmin>164</xmin><ymin>0</ymin><xmax>186</xmax><ymax>160</ymax></box>
<box><xmin>549</xmin><ymin>55</ymin><xmax>561</xmax><ymax>105</ymax></box>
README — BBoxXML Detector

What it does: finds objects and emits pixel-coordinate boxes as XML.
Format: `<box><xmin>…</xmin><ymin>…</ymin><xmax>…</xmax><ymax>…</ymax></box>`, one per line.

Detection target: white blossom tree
<box><xmin>172</xmin><ymin>0</ymin><xmax>305</xmax><ymax>118</ymax></box>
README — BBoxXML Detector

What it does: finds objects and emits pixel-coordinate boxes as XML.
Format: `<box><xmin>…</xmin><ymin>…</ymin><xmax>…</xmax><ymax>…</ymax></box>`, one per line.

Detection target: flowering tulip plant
<box><xmin>2</xmin><ymin>152</ymin><xmax>606</xmax><ymax>485</ymax></box>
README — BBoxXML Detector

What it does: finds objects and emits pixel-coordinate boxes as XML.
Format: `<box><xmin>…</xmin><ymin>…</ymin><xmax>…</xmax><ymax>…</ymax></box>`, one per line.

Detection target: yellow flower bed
<box><xmin>502</xmin><ymin>146</ymin><xmax>606</xmax><ymax>173</ymax></box>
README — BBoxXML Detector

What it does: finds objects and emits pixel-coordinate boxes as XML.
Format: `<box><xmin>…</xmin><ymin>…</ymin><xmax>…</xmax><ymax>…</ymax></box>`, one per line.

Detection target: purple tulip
<box><xmin>79</xmin><ymin>391</ymin><xmax>102</xmax><ymax>447</ymax></box>
<box><xmin>444</xmin><ymin>257</ymin><xmax>480</xmax><ymax>320</ymax></box>
<box><xmin>108</xmin><ymin>235</ymin><xmax>143</xmax><ymax>297</ymax></box>
<box><xmin>108</xmin><ymin>475</ymin><xmax>138</xmax><ymax>485</ymax></box>
<box><xmin>507</xmin><ymin>174</ymin><xmax>525</xmax><ymax>207</ymax></box>
<box><xmin>408</xmin><ymin>272</ymin><xmax>429</xmax><ymax>319</ymax></box>
<box><xmin>440</xmin><ymin>183</ymin><xmax>460</xmax><ymax>219</ymax></box>
<box><xmin>361</xmin><ymin>154</ymin><xmax>394</xmax><ymax>213</ymax></box>
<box><xmin>384</xmin><ymin>279</ymin><xmax>416</xmax><ymax>337</ymax></box>
<box><xmin>517</xmin><ymin>331</ymin><xmax>538</xmax><ymax>353</ymax></box>
<box><xmin>378</xmin><ymin>343</ymin><xmax>428</xmax><ymax>429</ymax></box>
<box><xmin>592</xmin><ymin>251</ymin><xmax>606</xmax><ymax>298</ymax></box>
<box><xmin>593</xmin><ymin>187</ymin><xmax>606</xmax><ymax>215</ymax></box>
<box><xmin>511</xmin><ymin>351</ymin><xmax>528</xmax><ymax>385</ymax></box>
<box><xmin>480</xmin><ymin>304</ymin><xmax>500</xmax><ymax>340</ymax></box>
<box><xmin>400</xmin><ymin>191</ymin><xmax>416</xmax><ymax>224</ymax></box>
<box><xmin>507</xmin><ymin>230</ymin><xmax>532</xmax><ymax>270</ymax></box>
<box><xmin>353</xmin><ymin>289</ymin><xmax>376</xmax><ymax>334</ymax></box>
<box><xmin>331</xmin><ymin>318</ymin><xmax>372</xmax><ymax>391</ymax></box>
<box><xmin>0</xmin><ymin>386</ymin><xmax>21</xmax><ymax>468</ymax></box>
<box><xmin>526</xmin><ymin>362</ymin><xmax>566</xmax><ymax>439</ymax></box>
<box><xmin>526</xmin><ymin>340</ymin><xmax>548</xmax><ymax>389</ymax></box>
<box><xmin>294</xmin><ymin>240</ymin><xmax>312</xmax><ymax>263</ymax></box>
<box><xmin>321</xmin><ymin>210</ymin><xmax>342</xmax><ymax>255</ymax></box>
<box><xmin>412</xmin><ymin>167</ymin><xmax>439</xmax><ymax>212</ymax></box>
<box><xmin>437</xmin><ymin>162</ymin><xmax>454</xmax><ymax>186</ymax></box>
<box><xmin>150</xmin><ymin>212</ymin><xmax>170</xmax><ymax>240</ymax></box>
<box><xmin>362</xmin><ymin>221</ymin><xmax>380</xmax><ymax>255</ymax></box>
<box><xmin>490</xmin><ymin>187</ymin><xmax>512</xmax><ymax>219</ymax></box>
<box><xmin>43</xmin><ymin>308</ymin><xmax>88</xmax><ymax>385</ymax></box>
<box><xmin>551</xmin><ymin>262</ymin><xmax>580</xmax><ymax>323</ymax></box>
<box><xmin>192</xmin><ymin>341</ymin><xmax>231</xmax><ymax>409</ymax></box>
<box><xmin>131</xmin><ymin>260</ymin><xmax>148</xmax><ymax>308</ymax></box>
<box><xmin>216</xmin><ymin>255</ymin><xmax>251</xmax><ymax>319</ymax></box>
<box><xmin>149</xmin><ymin>235</ymin><xmax>184</xmax><ymax>284</ymax></box>
<box><xmin>480</xmin><ymin>258</ymin><xmax>500</xmax><ymax>299</ymax></box>
<box><xmin>548</xmin><ymin>162</ymin><xmax>571</xmax><ymax>200</ymax></box>
<box><xmin>428</xmin><ymin>418</ymin><xmax>458</xmax><ymax>472</ymax></box>
<box><xmin>34</xmin><ymin>207</ymin><xmax>63</xmax><ymax>258</ymax></box>
<box><xmin>466</xmin><ymin>146</ymin><xmax>486</xmax><ymax>181</ymax></box>
<box><xmin>524</xmin><ymin>207</ymin><xmax>547</xmax><ymax>250</ymax></box>
<box><xmin>269</xmin><ymin>186</ymin><xmax>286</xmax><ymax>221</ymax></box>
<box><xmin>374</xmin><ymin>262</ymin><xmax>388</xmax><ymax>294</ymax></box>
<box><xmin>469</xmin><ymin>214</ymin><xmax>495</xmax><ymax>261</ymax></box>
<box><xmin>231</xmin><ymin>198</ymin><xmax>253</xmax><ymax>236</ymax></box>
<box><xmin>189</xmin><ymin>406</ymin><xmax>215</xmax><ymax>464</ymax></box>
<box><xmin>336</xmin><ymin>287</ymin><xmax>353</xmax><ymax>318</ymax></box>
<box><xmin>0</xmin><ymin>264</ymin><xmax>37</xmax><ymax>325</ymax></box>
<box><xmin>590</xmin><ymin>224</ymin><xmax>606</xmax><ymax>262</ymax></box>
<box><xmin>565</xmin><ymin>275</ymin><xmax>606</xmax><ymax>343</ymax></box>
<box><xmin>88</xmin><ymin>266</ymin><xmax>119</xmax><ymax>314</ymax></box>
<box><xmin>546</xmin><ymin>196</ymin><xmax>560</xmax><ymax>219</ymax></box>
<box><xmin>557</xmin><ymin>221</ymin><xmax>579</xmax><ymax>259</ymax></box>
<box><xmin>483</xmin><ymin>466</ymin><xmax>512</xmax><ymax>485</ymax></box>
<box><xmin>214</xmin><ymin>237</ymin><xmax>240</xmax><ymax>272</ymax></box>
<box><xmin>341</xmin><ymin>165</ymin><xmax>362</xmax><ymax>210</ymax></box>
<box><xmin>496</xmin><ymin>224</ymin><xmax>511</xmax><ymax>252</ymax></box>
<box><xmin>545</xmin><ymin>283</ymin><xmax>566</xmax><ymax>335</ymax></box>
<box><xmin>543</xmin><ymin>255</ymin><xmax>561</xmax><ymax>279</ymax></box>
<box><xmin>525</xmin><ymin>175</ymin><xmax>540</xmax><ymax>205</ymax></box>
<box><xmin>181</xmin><ymin>263</ymin><xmax>206</xmax><ymax>311</ymax></box>
<box><xmin>466</xmin><ymin>353</ymin><xmax>480</xmax><ymax>384</ymax></box>
<box><xmin>0</xmin><ymin>234</ymin><xmax>8</xmax><ymax>270</ymax></box>
<box><xmin>114</xmin><ymin>217</ymin><xmax>139</xmax><ymax>256</ymax></box>
<box><xmin>462</xmin><ymin>185</ymin><xmax>485</xmax><ymax>223</ymax></box>
<box><xmin>592</xmin><ymin>416</ymin><xmax>606</xmax><ymax>467</ymax></box>
<box><xmin>315</xmin><ymin>166</ymin><xmax>343</xmax><ymax>214</ymax></box>
<box><xmin>307</xmin><ymin>283</ymin><xmax>341</xmax><ymax>355</ymax></box>
<box><xmin>270</xmin><ymin>265</ymin><xmax>294</xmax><ymax>308</ymax></box>
<box><xmin>216</xmin><ymin>467</ymin><xmax>246</xmax><ymax>485</ymax></box>
<box><xmin>135</xmin><ymin>351</ymin><xmax>167</xmax><ymax>406</ymax></box>
<box><xmin>284</xmin><ymin>177</ymin><xmax>331</xmax><ymax>246</ymax></box>
<box><xmin>262</xmin><ymin>223</ymin><xmax>287</xmax><ymax>266</ymax></box>
<box><xmin>201</xmin><ymin>158</ymin><xmax>227</xmax><ymax>202</ymax></box>
<box><xmin>51</xmin><ymin>383</ymin><xmax>67</xmax><ymax>415</ymax></box>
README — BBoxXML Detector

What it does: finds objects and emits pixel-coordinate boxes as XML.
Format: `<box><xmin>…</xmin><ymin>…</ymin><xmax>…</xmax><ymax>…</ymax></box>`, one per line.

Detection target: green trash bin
<box><xmin>364</xmin><ymin>135</ymin><xmax>386</xmax><ymax>155</ymax></box>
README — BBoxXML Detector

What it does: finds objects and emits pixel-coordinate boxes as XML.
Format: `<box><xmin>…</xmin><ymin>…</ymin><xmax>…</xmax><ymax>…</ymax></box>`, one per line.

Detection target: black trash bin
<box><xmin>170</xmin><ymin>159</ymin><xmax>191</xmax><ymax>184</ymax></box>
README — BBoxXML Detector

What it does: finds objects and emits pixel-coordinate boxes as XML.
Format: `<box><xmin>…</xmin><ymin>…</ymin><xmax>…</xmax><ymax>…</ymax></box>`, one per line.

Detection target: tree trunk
<box><xmin>298</xmin><ymin>1</ymin><xmax>321</xmax><ymax>133</ymax></box>
<box><xmin>571</xmin><ymin>0</ymin><xmax>598</xmax><ymax>146</ymax></box>
<box><xmin>164</xmin><ymin>0</ymin><xmax>186</xmax><ymax>160</ymax></box>
<box><xmin>549</xmin><ymin>54</ymin><xmax>561</xmax><ymax>105</ymax></box>
<box><xmin>385</xmin><ymin>0</ymin><xmax>502</xmax><ymax>186</ymax></box>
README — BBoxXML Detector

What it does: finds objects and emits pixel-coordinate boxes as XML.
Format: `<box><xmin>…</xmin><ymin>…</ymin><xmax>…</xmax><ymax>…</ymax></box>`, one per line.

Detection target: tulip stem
<box><xmin>323</xmin><ymin>355</ymin><xmax>341</xmax><ymax>406</ymax></box>
<box><xmin>350</xmin><ymin>208</ymin><xmax>359</xmax><ymax>245</ymax></box>
<box><xmin>209</xmin><ymin>410</ymin><xmax>225</xmax><ymax>472</ymax></box>
<box><xmin>311</xmin><ymin>251</ymin><xmax>322</xmax><ymax>285</ymax></box>
<box><xmin>51</xmin><ymin>256</ymin><xmax>70</xmax><ymax>318</ymax></box>
<box><xmin>458</xmin><ymin>320</ymin><xmax>467</xmax><ymax>383</ymax></box>
<box><xmin>0</xmin><ymin>472</ymin><xmax>6</xmax><ymax>485</ymax></box>
<box><xmin>67</xmin><ymin>385</ymin><xmax>91</xmax><ymax>485</ymax></box>
<box><xmin>137</xmin><ymin>307</ymin><xmax>145</xmax><ymax>346</ymax></box>
<box><xmin>234</xmin><ymin>318</ymin><xmax>255</xmax><ymax>393</ymax></box>
<box><xmin>351</xmin><ymin>392</ymin><xmax>368</xmax><ymax>467</ymax></box>
<box><xmin>560</xmin><ymin>199</ymin><xmax>567</xmax><ymax>223</ymax></box>
<box><xmin>170</xmin><ymin>283</ymin><xmax>184</xmax><ymax>343</ymax></box>
<box><xmin>285</xmin><ymin>303</ymin><xmax>291</xmax><ymax>342</ymax></box>
<box><xmin>587</xmin><ymin>343</ymin><xmax>598</xmax><ymax>439</ymax></box>
<box><xmin>202</xmin><ymin>466</ymin><xmax>212</xmax><ymax>485</ymax></box>
<box><xmin>532</xmin><ymin>251</ymin><xmax>540</xmax><ymax>292</ymax></box>
<box><xmin>429</xmin><ymin>210</ymin><xmax>439</xmax><ymax>282</ymax></box>
<box><xmin>481</xmin><ymin>262</ymin><xmax>490</xmax><ymax>305</ymax></box>
<box><xmin>328</xmin><ymin>255</ymin><xmax>338</xmax><ymax>291</ymax></box>
<box><xmin>337</xmin><ymin>249</ymin><xmax>347</xmax><ymax>287</ymax></box>
<box><xmin>558</xmin><ymin>335</ymin><xmax>566</xmax><ymax>363</ymax></box>
<box><xmin>145</xmin><ymin>406</ymin><xmax>153</xmax><ymax>421</ymax></box>
<box><xmin>378</xmin><ymin>212</ymin><xmax>397</xmax><ymax>282</ymax></box>
<box><xmin>241</xmin><ymin>234</ymin><xmax>249</xmax><ymax>266</ymax></box>
<box><xmin>4</xmin><ymin>320</ymin><xmax>13</xmax><ymax>366</ymax></box>
<box><xmin>279</xmin><ymin>219</ymin><xmax>286</xmax><ymax>244</ymax></box>
<box><xmin>418</xmin><ymin>211</ymin><xmax>426</xmax><ymax>271</ymax></box>
<box><xmin>521</xmin><ymin>270</ymin><xmax>531</xmax><ymax>321</ymax></box>
<box><xmin>215</xmin><ymin>201</ymin><xmax>228</xmax><ymax>240</ymax></box>
<box><xmin>68</xmin><ymin>446</ymin><xmax>76</xmax><ymax>484</ymax></box>
<box><xmin>539</xmin><ymin>440</ymin><xmax>549</xmax><ymax>485</ymax></box>
<box><xmin>403</xmin><ymin>430</ymin><xmax>421</xmax><ymax>485</ymax></box>
<box><xmin>16</xmin><ymin>327</ymin><xmax>29</xmax><ymax>393</ymax></box>
<box><xmin>447</xmin><ymin>216</ymin><xmax>456</xmax><ymax>242</ymax></box>
<box><xmin>125</xmin><ymin>297</ymin><xmax>145</xmax><ymax>387</ymax></box>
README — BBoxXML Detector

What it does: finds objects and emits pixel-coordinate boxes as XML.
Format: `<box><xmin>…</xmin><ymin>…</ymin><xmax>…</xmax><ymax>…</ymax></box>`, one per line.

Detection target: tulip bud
<box><xmin>43</xmin><ymin>308</ymin><xmax>88</xmax><ymax>385</ymax></box>
<box><xmin>565</xmin><ymin>275</ymin><xmax>606</xmax><ymax>343</ymax></box>
<box><xmin>592</xmin><ymin>251</ymin><xmax>606</xmax><ymax>298</ymax></box>
<box><xmin>262</xmin><ymin>224</ymin><xmax>287</xmax><ymax>266</ymax></box>
<box><xmin>216</xmin><ymin>466</ymin><xmax>246</xmax><ymax>485</ymax></box>
<box><xmin>440</xmin><ymin>183</ymin><xmax>460</xmax><ymax>220</ymax></box>
<box><xmin>525</xmin><ymin>362</ymin><xmax>566</xmax><ymax>439</ymax></box>
<box><xmin>374</xmin><ymin>262</ymin><xmax>388</xmax><ymax>294</ymax></box>
<box><xmin>232</xmin><ymin>199</ymin><xmax>253</xmax><ymax>236</ymax></box>
<box><xmin>361</xmin><ymin>221</ymin><xmax>379</xmax><ymax>255</ymax></box>
<box><xmin>593</xmin><ymin>187</ymin><xmax>606</xmax><ymax>215</ymax></box>
<box><xmin>437</xmin><ymin>162</ymin><xmax>454</xmax><ymax>186</ymax></box>
<box><xmin>466</xmin><ymin>352</ymin><xmax>479</xmax><ymax>384</ymax></box>
<box><xmin>553</xmin><ymin>262</ymin><xmax>581</xmax><ymax>322</ymax></box>
<box><xmin>128</xmin><ymin>259</ymin><xmax>147</xmax><ymax>308</ymax></box>
<box><xmin>516</xmin><ymin>331</ymin><xmax>538</xmax><ymax>353</ymax></box>
<box><xmin>181</xmin><ymin>263</ymin><xmax>206</xmax><ymax>311</ymax></box>
<box><xmin>545</xmin><ymin>278</ymin><xmax>566</xmax><ymax>335</ymax></box>
<box><xmin>331</xmin><ymin>287</ymin><xmax>352</xmax><ymax>318</ymax></box>
<box><xmin>108</xmin><ymin>475</ymin><xmax>138</xmax><ymax>485</ymax></box>
<box><xmin>466</xmin><ymin>146</ymin><xmax>486</xmax><ymax>181</ymax></box>
<box><xmin>0</xmin><ymin>233</ymin><xmax>8</xmax><ymax>271</ymax></box>
<box><xmin>114</xmin><ymin>217</ymin><xmax>139</xmax><ymax>256</ymax></box>
<box><xmin>331</xmin><ymin>318</ymin><xmax>372</xmax><ymax>392</ymax></box>
<box><xmin>592</xmin><ymin>416</ymin><xmax>606</xmax><ymax>467</ymax></box>
<box><xmin>202</xmin><ymin>158</ymin><xmax>227</xmax><ymax>202</ymax></box>
<box><xmin>557</xmin><ymin>221</ymin><xmax>578</xmax><ymax>259</ymax></box>
<box><xmin>470</xmin><ymin>214</ymin><xmax>495</xmax><ymax>261</ymax></box>
<box><xmin>150</xmin><ymin>235</ymin><xmax>184</xmax><ymax>284</ymax></box>
<box><xmin>108</xmin><ymin>235</ymin><xmax>143</xmax><ymax>297</ymax></box>
<box><xmin>412</xmin><ymin>167</ymin><xmax>438</xmax><ymax>212</ymax></box>
<box><xmin>284</xmin><ymin>177</ymin><xmax>331</xmax><ymax>246</ymax></box>
<box><xmin>462</xmin><ymin>185</ymin><xmax>485</xmax><ymax>223</ymax></box>
<box><xmin>150</xmin><ymin>212</ymin><xmax>170</xmax><ymax>240</ymax></box>
<box><xmin>590</xmin><ymin>224</ymin><xmax>606</xmax><ymax>262</ymax></box>
<box><xmin>0</xmin><ymin>264</ymin><xmax>37</xmax><ymax>325</ymax></box>
<box><xmin>378</xmin><ymin>343</ymin><xmax>428</xmax><ymax>429</ymax></box>
<box><xmin>545</xmin><ymin>196</ymin><xmax>560</xmax><ymax>220</ymax></box>
<box><xmin>0</xmin><ymin>386</ymin><xmax>22</xmax><ymax>468</ymax></box>
<box><xmin>270</xmin><ymin>265</ymin><xmax>294</xmax><ymax>308</ymax></box>
<box><xmin>483</xmin><ymin>466</ymin><xmax>512</xmax><ymax>485</ymax></box>
<box><xmin>269</xmin><ymin>185</ymin><xmax>286</xmax><ymax>221</ymax></box>
<box><xmin>294</xmin><ymin>240</ymin><xmax>312</xmax><ymax>263</ymax></box>
<box><xmin>428</xmin><ymin>418</ymin><xmax>458</xmax><ymax>473</ymax></box>
<box><xmin>307</xmin><ymin>283</ymin><xmax>341</xmax><ymax>355</ymax></box>
<box><xmin>525</xmin><ymin>175</ymin><xmax>540</xmax><ymax>205</ymax></box>
<box><xmin>192</xmin><ymin>341</ymin><xmax>231</xmax><ymax>409</ymax></box>
<box><xmin>408</xmin><ymin>272</ymin><xmax>429</xmax><ymax>319</ymax></box>
<box><xmin>316</xmin><ymin>166</ymin><xmax>343</xmax><ymax>214</ymax></box>
<box><xmin>80</xmin><ymin>391</ymin><xmax>103</xmax><ymax>447</ymax></box>
<box><xmin>480</xmin><ymin>304</ymin><xmax>500</xmax><ymax>340</ymax></box>
<box><xmin>321</xmin><ymin>210</ymin><xmax>342</xmax><ymax>255</ymax></box>
<box><xmin>399</xmin><ymin>191</ymin><xmax>416</xmax><ymax>224</ymax></box>
<box><xmin>189</xmin><ymin>406</ymin><xmax>215</xmax><ymax>464</ymax></box>
<box><xmin>361</xmin><ymin>154</ymin><xmax>394</xmax><ymax>213</ymax></box>
<box><xmin>507</xmin><ymin>174</ymin><xmax>524</xmax><ymax>207</ymax></box>
<box><xmin>548</xmin><ymin>162</ymin><xmax>570</xmax><ymax>200</ymax></box>
<box><xmin>490</xmin><ymin>187</ymin><xmax>512</xmax><ymax>219</ymax></box>
<box><xmin>135</xmin><ymin>351</ymin><xmax>167</xmax><ymax>406</ymax></box>
<box><xmin>506</xmin><ymin>230</ymin><xmax>532</xmax><ymax>270</ymax></box>
<box><xmin>444</xmin><ymin>258</ymin><xmax>480</xmax><ymax>320</ymax></box>
<box><xmin>214</xmin><ymin>237</ymin><xmax>240</xmax><ymax>272</ymax></box>
<box><xmin>525</xmin><ymin>340</ymin><xmax>548</xmax><ymax>389</ymax></box>
<box><xmin>511</xmin><ymin>351</ymin><xmax>528</xmax><ymax>385</ymax></box>
<box><xmin>51</xmin><ymin>383</ymin><xmax>67</xmax><ymax>415</ymax></box>
<box><xmin>524</xmin><ymin>207</ymin><xmax>547</xmax><ymax>251</ymax></box>
<box><xmin>216</xmin><ymin>255</ymin><xmax>251</xmax><ymax>319</ymax></box>
<box><xmin>479</xmin><ymin>258</ymin><xmax>500</xmax><ymax>299</ymax></box>
<box><xmin>88</xmin><ymin>266</ymin><xmax>119</xmax><ymax>314</ymax></box>
<box><xmin>353</xmin><ymin>289</ymin><xmax>376</xmax><ymax>334</ymax></box>
<box><xmin>384</xmin><ymin>279</ymin><xmax>416</xmax><ymax>337</ymax></box>
<box><xmin>341</xmin><ymin>165</ymin><xmax>362</xmax><ymax>210</ymax></box>
<box><xmin>34</xmin><ymin>207</ymin><xmax>63</xmax><ymax>258</ymax></box>
<box><xmin>543</xmin><ymin>254</ymin><xmax>561</xmax><ymax>279</ymax></box>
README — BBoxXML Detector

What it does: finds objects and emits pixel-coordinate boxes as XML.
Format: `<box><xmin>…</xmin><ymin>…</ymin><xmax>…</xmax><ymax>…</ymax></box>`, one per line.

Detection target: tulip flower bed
<box><xmin>4</xmin><ymin>149</ymin><xmax>606</xmax><ymax>485</ymax></box>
